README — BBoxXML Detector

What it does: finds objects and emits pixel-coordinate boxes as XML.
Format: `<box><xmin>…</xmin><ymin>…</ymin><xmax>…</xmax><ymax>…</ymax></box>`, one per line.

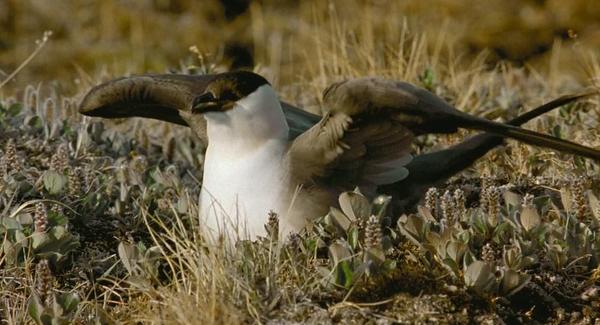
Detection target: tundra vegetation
<box><xmin>1</xmin><ymin>1</ymin><xmax>600</xmax><ymax>324</ymax></box>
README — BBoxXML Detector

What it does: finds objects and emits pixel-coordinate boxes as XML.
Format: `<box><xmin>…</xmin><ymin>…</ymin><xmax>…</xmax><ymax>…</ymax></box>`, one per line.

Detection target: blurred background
<box><xmin>1</xmin><ymin>0</ymin><xmax>599</xmax><ymax>97</ymax></box>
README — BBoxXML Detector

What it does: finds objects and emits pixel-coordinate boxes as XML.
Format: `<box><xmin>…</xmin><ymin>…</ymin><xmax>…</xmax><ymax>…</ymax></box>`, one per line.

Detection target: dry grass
<box><xmin>1</xmin><ymin>1</ymin><xmax>600</xmax><ymax>324</ymax></box>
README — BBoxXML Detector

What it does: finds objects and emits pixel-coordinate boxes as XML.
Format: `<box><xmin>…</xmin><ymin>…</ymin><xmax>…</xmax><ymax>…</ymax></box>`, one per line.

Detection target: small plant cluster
<box><xmin>398</xmin><ymin>179</ymin><xmax>600</xmax><ymax>320</ymax></box>
<box><xmin>246</xmin><ymin>176</ymin><xmax>597</xmax><ymax>321</ymax></box>
<box><xmin>0</xmin><ymin>82</ymin><xmax>217</xmax><ymax>323</ymax></box>
<box><xmin>281</xmin><ymin>178</ymin><xmax>598</xmax><ymax>321</ymax></box>
<box><xmin>0</xmin><ymin>98</ymin><xmax>85</xmax><ymax>324</ymax></box>
<box><xmin>2</xmin><ymin>46</ymin><xmax>600</xmax><ymax>322</ymax></box>
<box><xmin>310</xmin><ymin>189</ymin><xmax>398</xmax><ymax>289</ymax></box>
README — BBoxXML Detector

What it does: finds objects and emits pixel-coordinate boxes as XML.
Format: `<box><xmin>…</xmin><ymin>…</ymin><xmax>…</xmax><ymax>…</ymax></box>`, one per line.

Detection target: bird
<box><xmin>79</xmin><ymin>71</ymin><xmax>599</xmax><ymax>240</ymax></box>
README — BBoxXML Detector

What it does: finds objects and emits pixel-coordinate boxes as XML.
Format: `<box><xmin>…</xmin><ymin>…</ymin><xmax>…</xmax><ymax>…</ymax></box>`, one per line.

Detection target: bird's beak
<box><xmin>191</xmin><ymin>92</ymin><xmax>224</xmax><ymax>113</ymax></box>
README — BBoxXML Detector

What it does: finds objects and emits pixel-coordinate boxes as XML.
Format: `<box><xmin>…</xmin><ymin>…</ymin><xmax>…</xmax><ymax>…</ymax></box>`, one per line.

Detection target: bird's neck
<box><xmin>204</xmin><ymin>84</ymin><xmax>289</xmax><ymax>154</ymax></box>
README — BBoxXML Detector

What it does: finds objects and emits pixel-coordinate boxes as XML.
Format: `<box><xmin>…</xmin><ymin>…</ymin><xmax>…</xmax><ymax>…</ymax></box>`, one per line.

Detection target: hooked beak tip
<box><xmin>192</xmin><ymin>92</ymin><xmax>222</xmax><ymax>114</ymax></box>
<box><xmin>192</xmin><ymin>102</ymin><xmax>223</xmax><ymax>114</ymax></box>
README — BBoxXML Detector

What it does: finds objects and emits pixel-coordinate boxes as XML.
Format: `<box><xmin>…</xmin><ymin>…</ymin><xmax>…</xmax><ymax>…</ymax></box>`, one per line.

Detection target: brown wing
<box><xmin>287</xmin><ymin>111</ymin><xmax>414</xmax><ymax>190</ymax></box>
<box><xmin>78</xmin><ymin>74</ymin><xmax>322</xmax><ymax>144</ymax></box>
<box><xmin>323</xmin><ymin>77</ymin><xmax>600</xmax><ymax>160</ymax></box>
<box><xmin>287</xmin><ymin>78</ymin><xmax>426</xmax><ymax>190</ymax></box>
<box><xmin>289</xmin><ymin>76</ymin><xmax>599</xmax><ymax>192</ymax></box>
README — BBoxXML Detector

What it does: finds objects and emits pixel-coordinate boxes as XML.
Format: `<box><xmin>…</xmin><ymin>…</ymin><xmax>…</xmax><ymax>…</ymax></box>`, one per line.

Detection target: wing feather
<box><xmin>288</xmin><ymin>110</ymin><xmax>414</xmax><ymax>189</ymax></box>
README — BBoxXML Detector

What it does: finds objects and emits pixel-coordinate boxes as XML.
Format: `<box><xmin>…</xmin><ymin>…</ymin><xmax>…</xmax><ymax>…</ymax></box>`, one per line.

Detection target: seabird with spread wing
<box><xmin>79</xmin><ymin>71</ymin><xmax>599</xmax><ymax>239</ymax></box>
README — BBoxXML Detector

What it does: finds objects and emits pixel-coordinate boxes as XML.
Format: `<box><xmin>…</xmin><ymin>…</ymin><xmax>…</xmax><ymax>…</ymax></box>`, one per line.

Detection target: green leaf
<box><xmin>499</xmin><ymin>269</ymin><xmax>530</xmax><ymax>296</ymax></box>
<box><xmin>520</xmin><ymin>206</ymin><xmax>540</xmax><ymax>232</ymax></box>
<box><xmin>417</xmin><ymin>206</ymin><xmax>436</xmax><ymax>223</ymax></box>
<box><xmin>532</xmin><ymin>196</ymin><xmax>551</xmax><ymax>216</ymax></box>
<box><xmin>329</xmin><ymin>240</ymin><xmax>352</xmax><ymax>266</ymax></box>
<box><xmin>118</xmin><ymin>242</ymin><xmax>141</xmax><ymax>275</ymax></box>
<box><xmin>50</xmin><ymin>226</ymin><xmax>67</xmax><ymax>239</ymax></box>
<box><xmin>419</xmin><ymin>68</ymin><xmax>435</xmax><ymax>90</ymax></box>
<box><xmin>462</xmin><ymin>250</ymin><xmax>476</xmax><ymax>270</ymax></box>
<box><xmin>136</xmin><ymin>241</ymin><xmax>147</xmax><ymax>252</ymax></box>
<box><xmin>8</xmin><ymin>103</ymin><xmax>23</xmax><ymax>116</ymax></box>
<box><xmin>560</xmin><ymin>188</ymin><xmax>572</xmax><ymax>212</ymax></box>
<box><xmin>442</xmin><ymin>257</ymin><xmax>460</xmax><ymax>275</ymax></box>
<box><xmin>552</xmin><ymin>124</ymin><xmax>562</xmax><ymax>138</ymax></box>
<box><xmin>339</xmin><ymin>191</ymin><xmax>370</xmax><ymax>220</ymax></box>
<box><xmin>27</xmin><ymin>295</ymin><xmax>44</xmax><ymax>324</ymax></box>
<box><xmin>363</xmin><ymin>247</ymin><xmax>385</xmax><ymax>266</ymax></box>
<box><xmin>491</xmin><ymin>222</ymin><xmax>513</xmax><ymax>243</ymax></box>
<box><xmin>464</xmin><ymin>261</ymin><xmax>495</xmax><ymax>293</ymax></box>
<box><xmin>47</xmin><ymin>211</ymin><xmax>67</xmax><ymax>226</ymax></box>
<box><xmin>383</xmin><ymin>259</ymin><xmax>397</xmax><ymax>271</ymax></box>
<box><xmin>2</xmin><ymin>217</ymin><xmax>23</xmax><ymax>230</ymax></box>
<box><xmin>56</xmin><ymin>292</ymin><xmax>80</xmax><ymax>313</ymax></box>
<box><xmin>340</xmin><ymin>261</ymin><xmax>354</xmax><ymax>288</ymax></box>
<box><xmin>15</xmin><ymin>229</ymin><xmax>28</xmax><ymax>246</ymax></box>
<box><xmin>327</xmin><ymin>207</ymin><xmax>352</xmax><ymax>233</ymax></box>
<box><xmin>17</xmin><ymin>213</ymin><xmax>34</xmax><ymax>225</ymax></box>
<box><xmin>0</xmin><ymin>217</ymin><xmax>23</xmax><ymax>230</ymax></box>
<box><xmin>26</xmin><ymin>115</ymin><xmax>43</xmax><ymax>129</ymax></box>
<box><xmin>43</xmin><ymin>170</ymin><xmax>67</xmax><ymax>195</ymax></box>
<box><xmin>545</xmin><ymin>244</ymin><xmax>568</xmax><ymax>270</ymax></box>
<box><xmin>32</xmin><ymin>233</ymin><xmax>51</xmax><ymax>250</ymax></box>
<box><xmin>503</xmin><ymin>191</ymin><xmax>521</xmax><ymax>209</ymax></box>
<box><xmin>445</xmin><ymin>240</ymin><xmax>466</xmax><ymax>265</ymax></box>
<box><xmin>503</xmin><ymin>246</ymin><xmax>522</xmax><ymax>270</ymax></box>
<box><xmin>397</xmin><ymin>214</ymin><xmax>427</xmax><ymax>245</ymax></box>
<box><xmin>33</xmin><ymin>228</ymin><xmax>79</xmax><ymax>265</ymax></box>
<box><xmin>2</xmin><ymin>240</ymin><xmax>17</xmax><ymax>265</ymax></box>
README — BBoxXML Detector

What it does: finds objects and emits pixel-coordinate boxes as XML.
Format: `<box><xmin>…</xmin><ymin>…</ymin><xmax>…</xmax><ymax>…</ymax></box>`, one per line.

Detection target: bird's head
<box><xmin>192</xmin><ymin>71</ymin><xmax>271</xmax><ymax>114</ymax></box>
<box><xmin>192</xmin><ymin>71</ymin><xmax>289</xmax><ymax>140</ymax></box>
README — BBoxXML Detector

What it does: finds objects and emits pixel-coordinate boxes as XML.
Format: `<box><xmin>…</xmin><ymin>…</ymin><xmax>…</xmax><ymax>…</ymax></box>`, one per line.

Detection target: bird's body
<box><xmin>79</xmin><ymin>71</ymin><xmax>600</xmax><ymax>241</ymax></box>
<box><xmin>201</xmin><ymin>137</ymin><xmax>291</xmax><ymax>237</ymax></box>
<box><xmin>200</xmin><ymin>84</ymin><xmax>294</xmax><ymax>238</ymax></box>
<box><xmin>199</xmin><ymin>83</ymin><xmax>345</xmax><ymax>238</ymax></box>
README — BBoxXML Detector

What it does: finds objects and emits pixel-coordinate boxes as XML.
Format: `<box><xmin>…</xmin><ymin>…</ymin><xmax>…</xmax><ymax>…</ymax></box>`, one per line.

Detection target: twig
<box><xmin>0</xmin><ymin>30</ymin><xmax>53</xmax><ymax>89</ymax></box>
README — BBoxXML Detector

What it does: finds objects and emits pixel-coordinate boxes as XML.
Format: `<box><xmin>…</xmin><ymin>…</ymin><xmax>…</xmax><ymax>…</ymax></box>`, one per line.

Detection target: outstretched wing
<box><xmin>78</xmin><ymin>74</ymin><xmax>322</xmax><ymax>144</ymax></box>
<box><xmin>287</xmin><ymin>109</ymin><xmax>414</xmax><ymax>191</ymax></box>
<box><xmin>79</xmin><ymin>74</ymin><xmax>215</xmax><ymax>125</ymax></box>
<box><xmin>322</xmin><ymin>77</ymin><xmax>600</xmax><ymax>160</ymax></box>
<box><xmin>288</xmin><ymin>78</ymin><xmax>441</xmax><ymax>190</ymax></box>
<box><xmin>289</xmin><ymin>77</ymin><xmax>599</xmax><ymax>192</ymax></box>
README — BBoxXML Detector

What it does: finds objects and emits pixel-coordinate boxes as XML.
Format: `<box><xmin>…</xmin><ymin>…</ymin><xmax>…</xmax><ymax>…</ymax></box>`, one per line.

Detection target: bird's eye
<box><xmin>193</xmin><ymin>92</ymin><xmax>216</xmax><ymax>108</ymax></box>
<box><xmin>219</xmin><ymin>90</ymin><xmax>238</xmax><ymax>102</ymax></box>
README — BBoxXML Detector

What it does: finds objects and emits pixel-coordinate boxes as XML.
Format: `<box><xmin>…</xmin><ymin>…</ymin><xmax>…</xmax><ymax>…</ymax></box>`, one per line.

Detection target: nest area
<box><xmin>2</xmin><ymin>72</ymin><xmax>600</xmax><ymax>323</ymax></box>
<box><xmin>2</xmin><ymin>1</ymin><xmax>600</xmax><ymax>323</ymax></box>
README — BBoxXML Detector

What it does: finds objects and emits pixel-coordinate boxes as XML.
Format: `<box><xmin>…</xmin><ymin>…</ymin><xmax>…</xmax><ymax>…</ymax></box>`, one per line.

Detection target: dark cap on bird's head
<box><xmin>77</xmin><ymin>71</ymin><xmax>271</xmax><ymax>123</ymax></box>
<box><xmin>192</xmin><ymin>71</ymin><xmax>270</xmax><ymax>114</ymax></box>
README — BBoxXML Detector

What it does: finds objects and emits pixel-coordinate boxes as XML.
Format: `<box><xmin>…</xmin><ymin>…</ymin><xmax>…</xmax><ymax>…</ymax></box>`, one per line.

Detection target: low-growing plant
<box><xmin>314</xmin><ymin>189</ymin><xmax>397</xmax><ymax>289</ymax></box>
<box><xmin>398</xmin><ymin>185</ymin><xmax>600</xmax><ymax>306</ymax></box>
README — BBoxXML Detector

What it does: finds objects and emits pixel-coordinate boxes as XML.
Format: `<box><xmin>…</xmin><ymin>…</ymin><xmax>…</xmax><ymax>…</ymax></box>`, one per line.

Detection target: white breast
<box><xmin>199</xmin><ymin>84</ymin><xmax>296</xmax><ymax>240</ymax></box>
<box><xmin>200</xmin><ymin>140</ymin><xmax>290</xmax><ymax>239</ymax></box>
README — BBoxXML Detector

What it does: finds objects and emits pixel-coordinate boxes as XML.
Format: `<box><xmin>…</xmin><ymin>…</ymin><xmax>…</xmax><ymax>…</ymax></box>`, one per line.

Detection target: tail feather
<box><xmin>465</xmin><ymin>115</ymin><xmax>600</xmax><ymax>160</ymax></box>
<box><xmin>456</xmin><ymin>89</ymin><xmax>600</xmax><ymax>160</ymax></box>
<box><xmin>510</xmin><ymin>90</ymin><xmax>597</xmax><ymax>125</ymax></box>
<box><xmin>386</xmin><ymin>89</ymin><xmax>599</xmax><ymax>215</ymax></box>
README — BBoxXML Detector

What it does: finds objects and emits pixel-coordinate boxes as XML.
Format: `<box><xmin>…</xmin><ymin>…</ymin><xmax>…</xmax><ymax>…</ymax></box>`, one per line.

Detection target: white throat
<box><xmin>200</xmin><ymin>85</ymin><xmax>292</xmax><ymax>240</ymax></box>
<box><xmin>204</xmin><ymin>85</ymin><xmax>289</xmax><ymax>150</ymax></box>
